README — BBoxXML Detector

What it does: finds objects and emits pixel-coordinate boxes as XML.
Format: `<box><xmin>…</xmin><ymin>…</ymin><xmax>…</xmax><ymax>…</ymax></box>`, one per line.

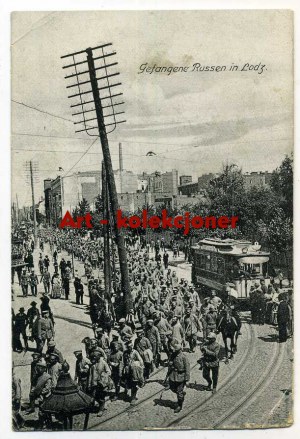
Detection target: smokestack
<box><xmin>119</xmin><ymin>142</ymin><xmax>123</xmax><ymax>172</ymax></box>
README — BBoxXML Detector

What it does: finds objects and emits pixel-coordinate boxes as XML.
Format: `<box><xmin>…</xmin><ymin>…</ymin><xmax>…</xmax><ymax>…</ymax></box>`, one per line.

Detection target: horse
<box><xmin>217</xmin><ymin>305</ymin><xmax>239</xmax><ymax>363</ymax></box>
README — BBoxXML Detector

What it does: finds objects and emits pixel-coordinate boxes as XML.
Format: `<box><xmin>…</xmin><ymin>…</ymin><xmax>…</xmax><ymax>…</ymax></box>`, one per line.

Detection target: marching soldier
<box><xmin>38</xmin><ymin>310</ymin><xmax>55</xmax><ymax>353</ymax></box>
<box><xmin>184</xmin><ymin>308</ymin><xmax>202</xmax><ymax>353</ymax></box>
<box><xmin>200</xmin><ymin>332</ymin><xmax>220</xmax><ymax>393</ymax></box>
<box><xmin>86</xmin><ymin>348</ymin><xmax>112</xmax><ymax>417</ymax></box>
<box><xmin>164</xmin><ymin>338</ymin><xmax>190</xmax><ymax>413</ymax></box>
<box><xmin>134</xmin><ymin>327</ymin><xmax>153</xmax><ymax>380</ymax></box>
<box><xmin>108</xmin><ymin>342</ymin><xmax>123</xmax><ymax>400</ymax></box>
<box><xmin>30</xmin><ymin>358</ymin><xmax>53</xmax><ymax>428</ymax></box>
<box><xmin>122</xmin><ymin>339</ymin><xmax>144</xmax><ymax>404</ymax></box>
<box><xmin>45</xmin><ymin>340</ymin><xmax>64</xmax><ymax>364</ymax></box>
<box><xmin>29</xmin><ymin>269</ymin><xmax>39</xmax><ymax>297</ymax></box>
<box><xmin>145</xmin><ymin>319</ymin><xmax>161</xmax><ymax>368</ymax></box>
<box><xmin>74</xmin><ymin>350</ymin><xmax>91</xmax><ymax>391</ymax></box>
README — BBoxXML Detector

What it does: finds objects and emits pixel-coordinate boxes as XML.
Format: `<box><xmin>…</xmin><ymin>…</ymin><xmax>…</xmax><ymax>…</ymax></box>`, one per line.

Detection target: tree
<box><xmin>270</xmin><ymin>154</ymin><xmax>293</xmax><ymax>218</ymax></box>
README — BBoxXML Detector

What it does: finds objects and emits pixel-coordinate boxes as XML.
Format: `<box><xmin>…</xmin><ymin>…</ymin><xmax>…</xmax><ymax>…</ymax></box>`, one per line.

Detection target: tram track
<box><xmin>164</xmin><ymin>322</ymin><xmax>256</xmax><ymax>428</ymax></box>
<box><xmin>90</xmin><ymin>322</ymin><xmax>254</xmax><ymax>430</ymax></box>
<box><xmin>212</xmin><ymin>328</ymin><xmax>285</xmax><ymax>428</ymax></box>
<box><xmin>89</xmin><ymin>360</ymin><xmax>200</xmax><ymax>429</ymax></box>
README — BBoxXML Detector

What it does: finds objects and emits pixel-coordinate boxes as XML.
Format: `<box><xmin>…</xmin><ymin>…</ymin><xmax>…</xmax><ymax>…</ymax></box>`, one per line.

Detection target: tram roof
<box><xmin>192</xmin><ymin>238</ymin><xmax>270</xmax><ymax>259</ymax></box>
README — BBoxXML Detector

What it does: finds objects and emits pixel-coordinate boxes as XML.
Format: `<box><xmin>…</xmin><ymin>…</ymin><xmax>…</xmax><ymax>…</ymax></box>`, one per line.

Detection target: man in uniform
<box><xmin>45</xmin><ymin>340</ymin><xmax>64</xmax><ymax>364</ymax></box>
<box><xmin>200</xmin><ymin>332</ymin><xmax>220</xmax><ymax>393</ymax></box>
<box><xmin>134</xmin><ymin>327</ymin><xmax>153</xmax><ymax>380</ymax></box>
<box><xmin>38</xmin><ymin>310</ymin><xmax>55</xmax><ymax>353</ymax></box>
<box><xmin>95</xmin><ymin>327</ymin><xmax>110</xmax><ymax>357</ymax></box>
<box><xmin>86</xmin><ymin>348</ymin><xmax>112</xmax><ymax>416</ymax></box>
<box><xmin>20</xmin><ymin>268</ymin><xmax>29</xmax><ymax>297</ymax></box>
<box><xmin>119</xmin><ymin>318</ymin><xmax>133</xmax><ymax>341</ymax></box>
<box><xmin>165</xmin><ymin>338</ymin><xmax>190</xmax><ymax>413</ymax></box>
<box><xmin>29</xmin><ymin>269</ymin><xmax>39</xmax><ymax>297</ymax></box>
<box><xmin>46</xmin><ymin>352</ymin><xmax>62</xmax><ymax>388</ymax></box>
<box><xmin>41</xmin><ymin>269</ymin><xmax>51</xmax><ymax>295</ymax></box>
<box><xmin>154</xmin><ymin>312</ymin><xmax>172</xmax><ymax>360</ymax></box>
<box><xmin>184</xmin><ymin>308</ymin><xmax>202</xmax><ymax>353</ymax></box>
<box><xmin>29</xmin><ymin>358</ymin><xmax>53</xmax><ymax>428</ymax></box>
<box><xmin>145</xmin><ymin>319</ymin><xmax>161</xmax><ymax>367</ymax></box>
<box><xmin>25</xmin><ymin>353</ymin><xmax>42</xmax><ymax>414</ymax></box>
<box><xmin>14</xmin><ymin>307</ymin><xmax>28</xmax><ymax>351</ymax></box>
<box><xmin>108</xmin><ymin>342</ymin><xmax>123</xmax><ymax>400</ymax></box>
<box><xmin>74</xmin><ymin>350</ymin><xmax>91</xmax><ymax>391</ymax></box>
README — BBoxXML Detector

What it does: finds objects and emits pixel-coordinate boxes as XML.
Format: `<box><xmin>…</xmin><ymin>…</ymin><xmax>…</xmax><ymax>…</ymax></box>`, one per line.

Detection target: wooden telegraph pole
<box><xmin>30</xmin><ymin>160</ymin><xmax>37</xmax><ymax>247</ymax></box>
<box><xmin>61</xmin><ymin>44</ymin><xmax>132</xmax><ymax>313</ymax></box>
<box><xmin>102</xmin><ymin>160</ymin><xmax>112</xmax><ymax>299</ymax></box>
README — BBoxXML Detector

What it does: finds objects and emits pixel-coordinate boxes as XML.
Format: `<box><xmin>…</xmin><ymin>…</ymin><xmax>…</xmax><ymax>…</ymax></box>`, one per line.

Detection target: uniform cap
<box><xmin>95</xmin><ymin>327</ymin><xmax>104</xmax><ymax>333</ymax></box>
<box><xmin>119</xmin><ymin>318</ymin><xmax>126</xmax><ymax>323</ymax></box>
<box><xmin>48</xmin><ymin>340</ymin><xmax>56</xmax><ymax>347</ymax></box>
<box><xmin>147</xmin><ymin>319</ymin><xmax>154</xmax><ymax>324</ymax></box>
<box><xmin>32</xmin><ymin>353</ymin><xmax>41</xmax><ymax>359</ymax></box>
<box><xmin>49</xmin><ymin>352</ymin><xmax>59</xmax><ymax>360</ymax></box>
<box><xmin>73</xmin><ymin>350</ymin><xmax>82</xmax><ymax>356</ymax></box>
<box><xmin>36</xmin><ymin>358</ymin><xmax>47</xmax><ymax>368</ymax></box>
<box><xmin>207</xmin><ymin>332</ymin><xmax>217</xmax><ymax>340</ymax></box>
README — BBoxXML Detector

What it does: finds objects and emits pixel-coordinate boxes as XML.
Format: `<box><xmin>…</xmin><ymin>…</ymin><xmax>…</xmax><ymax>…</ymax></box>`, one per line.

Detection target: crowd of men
<box><xmin>11</xmin><ymin>226</ymin><xmax>293</xmax><ymax>429</ymax></box>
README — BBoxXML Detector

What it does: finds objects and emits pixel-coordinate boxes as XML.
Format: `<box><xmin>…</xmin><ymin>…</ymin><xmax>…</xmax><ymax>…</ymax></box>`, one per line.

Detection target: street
<box><xmin>12</xmin><ymin>241</ymin><xmax>292</xmax><ymax>430</ymax></box>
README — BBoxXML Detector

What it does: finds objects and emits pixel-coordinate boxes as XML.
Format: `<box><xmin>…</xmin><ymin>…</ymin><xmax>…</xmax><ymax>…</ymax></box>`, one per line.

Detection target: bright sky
<box><xmin>11</xmin><ymin>10</ymin><xmax>293</xmax><ymax>207</ymax></box>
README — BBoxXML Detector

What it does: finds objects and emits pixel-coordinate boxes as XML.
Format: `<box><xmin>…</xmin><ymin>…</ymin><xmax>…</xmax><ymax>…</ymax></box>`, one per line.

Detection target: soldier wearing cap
<box><xmin>210</xmin><ymin>290</ymin><xmax>222</xmax><ymax>311</ymax></box>
<box><xmin>26</xmin><ymin>353</ymin><xmax>42</xmax><ymax>414</ymax></box>
<box><xmin>134</xmin><ymin>327</ymin><xmax>153</xmax><ymax>380</ymax></box>
<box><xmin>14</xmin><ymin>307</ymin><xmax>28</xmax><ymax>352</ymax></box>
<box><xmin>145</xmin><ymin>319</ymin><xmax>161</xmax><ymax>367</ymax></box>
<box><xmin>37</xmin><ymin>310</ymin><xmax>55</xmax><ymax>353</ymax></box>
<box><xmin>87</xmin><ymin>348</ymin><xmax>112</xmax><ymax>416</ymax></box>
<box><xmin>46</xmin><ymin>352</ymin><xmax>62</xmax><ymax>388</ymax></box>
<box><xmin>45</xmin><ymin>340</ymin><xmax>64</xmax><ymax>364</ymax></box>
<box><xmin>20</xmin><ymin>268</ymin><xmax>29</xmax><ymax>297</ymax></box>
<box><xmin>122</xmin><ymin>339</ymin><xmax>144</xmax><ymax>404</ymax></box>
<box><xmin>110</xmin><ymin>330</ymin><xmax>124</xmax><ymax>352</ymax></box>
<box><xmin>171</xmin><ymin>315</ymin><xmax>185</xmax><ymax>346</ymax></box>
<box><xmin>29</xmin><ymin>269</ymin><xmax>39</xmax><ymax>297</ymax></box>
<box><xmin>27</xmin><ymin>358</ymin><xmax>53</xmax><ymax>426</ymax></box>
<box><xmin>200</xmin><ymin>332</ymin><xmax>220</xmax><ymax>393</ymax></box>
<box><xmin>108</xmin><ymin>342</ymin><xmax>124</xmax><ymax>400</ymax></box>
<box><xmin>27</xmin><ymin>301</ymin><xmax>40</xmax><ymax>330</ymax></box>
<box><xmin>205</xmin><ymin>305</ymin><xmax>218</xmax><ymax>334</ymax></box>
<box><xmin>154</xmin><ymin>312</ymin><xmax>172</xmax><ymax>359</ymax></box>
<box><xmin>95</xmin><ymin>327</ymin><xmax>110</xmax><ymax>357</ymax></box>
<box><xmin>184</xmin><ymin>308</ymin><xmax>202</xmax><ymax>353</ymax></box>
<box><xmin>119</xmin><ymin>318</ymin><xmax>133</xmax><ymax>341</ymax></box>
<box><xmin>165</xmin><ymin>338</ymin><xmax>190</xmax><ymax>413</ymax></box>
<box><xmin>74</xmin><ymin>350</ymin><xmax>91</xmax><ymax>391</ymax></box>
<box><xmin>89</xmin><ymin>338</ymin><xmax>107</xmax><ymax>360</ymax></box>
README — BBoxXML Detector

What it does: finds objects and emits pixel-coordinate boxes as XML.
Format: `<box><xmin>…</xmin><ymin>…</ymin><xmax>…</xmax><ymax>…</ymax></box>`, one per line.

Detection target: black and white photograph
<box><xmin>10</xmin><ymin>9</ymin><xmax>293</xmax><ymax>431</ymax></box>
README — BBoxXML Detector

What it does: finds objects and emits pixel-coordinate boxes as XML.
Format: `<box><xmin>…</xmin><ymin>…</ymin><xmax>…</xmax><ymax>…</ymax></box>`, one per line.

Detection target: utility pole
<box><xmin>61</xmin><ymin>43</ymin><xmax>132</xmax><ymax>313</ymax></box>
<box><xmin>16</xmin><ymin>193</ymin><xmax>19</xmax><ymax>224</ymax></box>
<box><xmin>102</xmin><ymin>160</ymin><xmax>111</xmax><ymax>299</ymax></box>
<box><xmin>30</xmin><ymin>160</ymin><xmax>37</xmax><ymax>246</ymax></box>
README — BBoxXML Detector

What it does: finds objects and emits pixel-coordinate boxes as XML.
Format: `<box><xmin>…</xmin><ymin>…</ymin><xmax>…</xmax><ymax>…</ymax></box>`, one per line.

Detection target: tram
<box><xmin>191</xmin><ymin>238</ymin><xmax>270</xmax><ymax>300</ymax></box>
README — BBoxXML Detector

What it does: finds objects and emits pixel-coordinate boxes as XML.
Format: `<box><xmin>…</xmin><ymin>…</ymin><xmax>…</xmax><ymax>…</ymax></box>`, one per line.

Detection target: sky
<box><xmin>11</xmin><ymin>10</ymin><xmax>293</xmax><ymax>207</ymax></box>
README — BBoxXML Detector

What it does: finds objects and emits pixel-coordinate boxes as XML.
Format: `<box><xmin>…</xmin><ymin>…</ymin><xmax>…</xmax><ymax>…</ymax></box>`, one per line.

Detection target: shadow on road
<box><xmin>258</xmin><ymin>333</ymin><xmax>278</xmax><ymax>343</ymax></box>
<box><xmin>55</xmin><ymin>315</ymin><xmax>92</xmax><ymax>330</ymax></box>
